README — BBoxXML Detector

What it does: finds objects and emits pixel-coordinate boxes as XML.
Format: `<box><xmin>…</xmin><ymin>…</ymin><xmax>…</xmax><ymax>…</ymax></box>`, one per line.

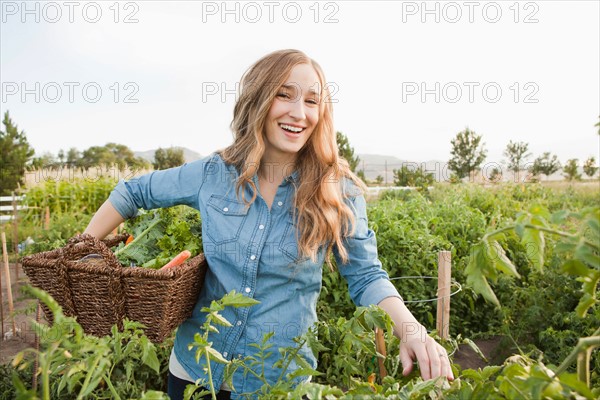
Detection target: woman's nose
<box><xmin>288</xmin><ymin>96</ymin><xmax>306</xmax><ymax>120</ymax></box>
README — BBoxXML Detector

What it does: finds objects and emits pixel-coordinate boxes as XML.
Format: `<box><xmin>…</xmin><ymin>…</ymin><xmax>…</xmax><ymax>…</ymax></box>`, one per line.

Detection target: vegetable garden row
<box><xmin>0</xmin><ymin>179</ymin><xmax>598</xmax><ymax>399</ymax></box>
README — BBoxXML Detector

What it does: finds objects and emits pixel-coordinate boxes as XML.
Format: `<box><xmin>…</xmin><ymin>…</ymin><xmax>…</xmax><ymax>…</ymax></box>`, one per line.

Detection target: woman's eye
<box><xmin>307</xmin><ymin>99</ymin><xmax>318</xmax><ymax>105</ymax></box>
<box><xmin>277</xmin><ymin>92</ymin><xmax>290</xmax><ymax>99</ymax></box>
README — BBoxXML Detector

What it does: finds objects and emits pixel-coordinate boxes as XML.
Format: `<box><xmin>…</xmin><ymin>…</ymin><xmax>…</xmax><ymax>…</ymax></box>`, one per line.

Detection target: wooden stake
<box><xmin>375</xmin><ymin>327</ymin><xmax>388</xmax><ymax>379</ymax></box>
<box><xmin>44</xmin><ymin>206</ymin><xmax>50</xmax><ymax>230</ymax></box>
<box><xmin>436</xmin><ymin>251</ymin><xmax>451</xmax><ymax>340</ymax></box>
<box><xmin>12</xmin><ymin>192</ymin><xmax>19</xmax><ymax>281</ymax></box>
<box><xmin>1</xmin><ymin>232</ymin><xmax>16</xmax><ymax>336</ymax></box>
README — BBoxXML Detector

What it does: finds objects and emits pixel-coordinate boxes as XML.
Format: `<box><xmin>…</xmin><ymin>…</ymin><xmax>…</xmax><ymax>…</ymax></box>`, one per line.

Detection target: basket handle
<box><xmin>57</xmin><ymin>234</ymin><xmax>126</xmax><ymax>329</ymax></box>
<box><xmin>61</xmin><ymin>234</ymin><xmax>125</xmax><ymax>270</ymax></box>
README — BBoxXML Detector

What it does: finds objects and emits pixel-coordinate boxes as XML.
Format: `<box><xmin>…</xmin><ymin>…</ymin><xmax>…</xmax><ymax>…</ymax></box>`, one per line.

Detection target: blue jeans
<box><xmin>167</xmin><ymin>371</ymin><xmax>231</xmax><ymax>400</ymax></box>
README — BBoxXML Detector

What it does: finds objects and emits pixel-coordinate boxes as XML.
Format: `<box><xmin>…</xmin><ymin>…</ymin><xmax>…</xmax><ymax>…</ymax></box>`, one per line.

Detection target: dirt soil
<box><xmin>0</xmin><ymin>263</ymin><xmax>41</xmax><ymax>365</ymax></box>
<box><xmin>452</xmin><ymin>335</ymin><xmax>517</xmax><ymax>370</ymax></box>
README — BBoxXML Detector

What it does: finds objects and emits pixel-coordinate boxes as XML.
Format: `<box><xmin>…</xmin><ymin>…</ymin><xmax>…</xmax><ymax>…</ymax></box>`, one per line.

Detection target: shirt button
<box><xmin>236</xmin><ymin>320</ymin><xmax>242</xmax><ymax>326</ymax></box>
<box><xmin>259</xmin><ymin>224</ymin><xmax>265</xmax><ymax>230</ymax></box>
<box><xmin>223</xmin><ymin>352</ymin><xmax>228</xmax><ymax>357</ymax></box>
<box><xmin>245</xmin><ymin>287</ymin><xmax>251</xmax><ymax>293</ymax></box>
<box><xmin>250</xmin><ymin>255</ymin><xmax>256</xmax><ymax>260</ymax></box>
<box><xmin>223</xmin><ymin>207</ymin><xmax>229</xmax><ymax>212</ymax></box>
<box><xmin>277</xmin><ymin>201</ymin><xmax>283</xmax><ymax>206</ymax></box>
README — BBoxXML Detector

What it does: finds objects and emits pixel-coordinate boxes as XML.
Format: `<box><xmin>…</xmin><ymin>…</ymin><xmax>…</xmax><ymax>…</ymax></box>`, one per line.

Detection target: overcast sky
<box><xmin>1</xmin><ymin>0</ymin><xmax>599</xmax><ymax>166</ymax></box>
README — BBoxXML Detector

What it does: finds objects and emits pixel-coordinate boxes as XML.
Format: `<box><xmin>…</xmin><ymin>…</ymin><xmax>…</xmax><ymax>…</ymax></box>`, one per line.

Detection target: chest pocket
<box><xmin>279</xmin><ymin>211</ymin><xmax>309</xmax><ymax>263</ymax></box>
<box><xmin>205</xmin><ymin>194</ymin><xmax>249</xmax><ymax>244</ymax></box>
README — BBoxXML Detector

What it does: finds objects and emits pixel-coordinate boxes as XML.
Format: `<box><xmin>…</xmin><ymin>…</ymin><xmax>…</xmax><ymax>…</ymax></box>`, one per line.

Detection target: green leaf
<box><xmin>139</xmin><ymin>390</ymin><xmax>171</xmax><ymax>400</ymax></box>
<box><xmin>574</xmin><ymin>242</ymin><xmax>600</xmax><ymax>268</ymax></box>
<box><xmin>529</xmin><ymin>204</ymin><xmax>550</xmax><ymax>221</ymax></box>
<box><xmin>550</xmin><ymin>209</ymin><xmax>570</xmax><ymax>224</ymax></box>
<box><xmin>210</xmin><ymin>312</ymin><xmax>233</xmax><ymax>327</ymax></box>
<box><xmin>586</xmin><ymin>216</ymin><xmax>600</xmax><ymax>237</ymax></box>
<box><xmin>514</xmin><ymin>223</ymin><xmax>525</xmax><ymax>238</ymax></box>
<box><xmin>141</xmin><ymin>341</ymin><xmax>160</xmax><ymax>374</ymax></box>
<box><xmin>287</xmin><ymin>367</ymin><xmax>321</xmax><ymax>380</ymax></box>
<box><xmin>465</xmin><ymin>242</ymin><xmax>500</xmax><ymax>307</ymax></box>
<box><xmin>206</xmin><ymin>347</ymin><xmax>229</xmax><ymax>364</ymax></box>
<box><xmin>11</xmin><ymin>371</ymin><xmax>30</xmax><ymax>395</ymax></box>
<box><xmin>561</xmin><ymin>259</ymin><xmax>590</xmax><ymax>276</ymax></box>
<box><xmin>220</xmin><ymin>291</ymin><xmax>261</xmax><ymax>308</ymax></box>
<box><xmin>487</xmin><ymin>240</ymin><xmax>520</xmax><ymax>278</ymax></box>
<box><xmin>575</xmin><ymin>269</ymin><xmax>600</xmax><ymax>317</ymax></box>
<box><xmin>462</xmin><ymin>338</ymin><xmax>489</xmax><ymax>363</ymax></box>
<box><xmin>522</xmin><ymin>227</ymin><xmax>545</xmax><ymax>271</ymax></box>
<box><xmin>558</xmin><ymin>372</ymin><xmax>596</xmax><ymax>398</ymax></box>
<box><xmin>183</xmin><ymin>384</ymin><xmax>209</xmax><ymax>400</ymax></box>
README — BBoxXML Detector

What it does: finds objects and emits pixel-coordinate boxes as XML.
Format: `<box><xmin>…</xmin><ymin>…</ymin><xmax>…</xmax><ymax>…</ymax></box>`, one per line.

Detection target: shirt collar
<box><xmin>248</xmin><ymin>167</ymin><xmax>299</xmax><ymax>186</ymax></box>
<box><xmin>284</xmin><ymin>169</ymin><xmax>300</xmax><ymax>184</ymax></box>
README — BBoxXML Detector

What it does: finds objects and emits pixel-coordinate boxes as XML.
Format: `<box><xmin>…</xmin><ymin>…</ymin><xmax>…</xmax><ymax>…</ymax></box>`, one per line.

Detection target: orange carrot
<box><xmin>160</xmin><ymin>250</ymin><xmax>191</xmax><ymax>270</ymax></box>
<box><xmin>125</xmin><ymin>235</ymin><xmax>134</xmax><ymax>245</ymax></box>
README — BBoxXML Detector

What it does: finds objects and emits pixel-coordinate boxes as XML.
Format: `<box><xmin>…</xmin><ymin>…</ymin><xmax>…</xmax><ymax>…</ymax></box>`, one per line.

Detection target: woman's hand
<box><xmin>377</xmin><ymin>296</ymin><xmax>454</xmax><ymax>381</ymax></box>
<box><xmin>399</xmin><ymin>323</ymin><xmax>454</xmax><ymax>381</ymax></box>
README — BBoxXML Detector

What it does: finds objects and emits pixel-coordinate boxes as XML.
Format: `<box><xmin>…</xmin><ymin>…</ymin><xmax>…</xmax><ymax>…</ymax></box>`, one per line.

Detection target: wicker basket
<box><xmin>22</xmin><ymin>233</ymin><xmax>207</xmax><ymax>343</ymax></box>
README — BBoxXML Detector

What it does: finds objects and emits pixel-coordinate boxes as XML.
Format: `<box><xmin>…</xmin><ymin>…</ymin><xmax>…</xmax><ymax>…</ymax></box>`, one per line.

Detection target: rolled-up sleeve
<box><xmin>333</xmin><ymin>180</ymin><xmax>402</xmax><ymax>307</ymax></box>
<box><xmin>108</xmin><ymin>156</ymin><xmax>211</xmax><ymax>219</ymax></box>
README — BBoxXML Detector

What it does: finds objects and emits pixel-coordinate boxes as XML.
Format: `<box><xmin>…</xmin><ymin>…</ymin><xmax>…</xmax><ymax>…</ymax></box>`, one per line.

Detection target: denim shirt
<box><xmin>108</xmin><ymin>152</ymin><xmax>401</xmax><ymax>398</ymax></box>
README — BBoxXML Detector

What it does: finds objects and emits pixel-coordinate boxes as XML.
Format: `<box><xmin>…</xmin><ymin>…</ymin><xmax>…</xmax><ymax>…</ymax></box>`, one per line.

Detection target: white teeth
<box><xmin>279</xmin><ymin>124</ymin><xmax>303</xmax><ymax>133</ymax></box>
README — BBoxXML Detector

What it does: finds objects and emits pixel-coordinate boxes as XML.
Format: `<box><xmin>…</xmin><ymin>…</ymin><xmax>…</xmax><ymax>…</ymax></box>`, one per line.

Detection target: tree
<box><xmin>503</xmin><ymin>140</ymin><xmax>531</xmax><ymax>177</ymax></box>
<box><xmin>489</xmin><ymin>167</ymin><xmax>502</xmax><ymax>183</ymax></box>
<box><xmin>393</xmin><ymin>165</ymin><xmax>434</xmax><ymax>188</ymax></box>
<box><xmin>375</xmin><ymin>175</ymin><xmax>383</xmax><ymax>185</ymax></box>
<box><xmin>80</xmin><ymin>143</ymin><xmax>149</xmax><ymax>171</ymax></box>
<box><xmin>0</xmin><ymin>111</ymin><xmax>35</xmax><ymax>195</ymax></box>
<box><xmin>562</xmin><ymin>159</ymin><xmax>581</xmax><ymax>181</ymax></box>
<box><xmin>530</xmin><ymin>152</ymin><xmax>561</xmax><ymax>180</ymax></box>
<box><xmin>57</xmin><ymin>149</ymin><xmax>65</xmax><ymax>165</ymax></box>
<box><xmin>336</xmin><ymin>131</ymin><xmax>360</xmax><ymax>173</ymax></box>
<box><xmin>448</xmin><ymin>127</ymin><xmax>487</xmax><ymax>180</ymax></box>
<box><xmin>583</xmin><ymin>157</ymin><xmax>598</xmax><ymax>178</ymax></box>
<box><xmin>153</xmin><ymin>147</ymin><xmax>185</xmax><ymax>170</ymax></box>
<box><xmin>29</xmin><ymin>152</ymin><xmax>57</xmax><ymax>170</ymax></box>
<box><xmin>66</xmin><ymin>147</ymin><xmax>81</xmax><ymax>169</ymax></box>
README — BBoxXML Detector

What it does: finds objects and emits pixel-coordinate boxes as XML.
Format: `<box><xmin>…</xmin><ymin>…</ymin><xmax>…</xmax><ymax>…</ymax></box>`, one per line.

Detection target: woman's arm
<box><xmin>83</xmin><ymin>200</ymin><xmax>125</xmax><ymax>239</ymax></box>
<box><xmin>83</xmin><ymin>155</ymin><xmax>214</xmax><ymax>239</ymax></box>
<box><xmin>333</xmin><ymin>179</ymin><xmax>453</xmax><ymax>381</ymax></box>
<box><xmin>377</xmin><ymin>296</ymin><xmax>454</xmax><ymax>381</ymax></box>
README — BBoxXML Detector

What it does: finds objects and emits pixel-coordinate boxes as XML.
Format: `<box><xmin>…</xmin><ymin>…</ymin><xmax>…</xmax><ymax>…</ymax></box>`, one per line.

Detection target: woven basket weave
<box><xmin>22</xmin><ymin>233</ymin><xmax>207</xmax><ymax>343</ymax></box>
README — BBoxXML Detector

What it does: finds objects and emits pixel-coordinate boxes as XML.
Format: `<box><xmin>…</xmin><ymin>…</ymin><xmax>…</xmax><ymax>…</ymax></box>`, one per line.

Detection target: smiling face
<box><xmin>263</xmin><ymin>63</ymin><xmax>321</xmax><ymax>166</ymax></box>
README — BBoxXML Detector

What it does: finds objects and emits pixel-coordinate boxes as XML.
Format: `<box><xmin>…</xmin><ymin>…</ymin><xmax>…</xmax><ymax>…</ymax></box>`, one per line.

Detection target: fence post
<box><xmin>12</xmin><ymin>192</ymin><xmax>19</xmax><ymax>281</ymax></box>
<box><xmin>436</xmin><ymin>251</ymin><xmax>451</xmax><ymax>340</ymax></box>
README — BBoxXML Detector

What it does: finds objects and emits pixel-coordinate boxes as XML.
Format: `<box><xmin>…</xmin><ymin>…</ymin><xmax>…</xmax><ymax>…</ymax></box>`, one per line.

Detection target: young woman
<box><xmin>84</xmin><ymin>49</ymin><xmax>454</xmax><ymax>399</ymax></box>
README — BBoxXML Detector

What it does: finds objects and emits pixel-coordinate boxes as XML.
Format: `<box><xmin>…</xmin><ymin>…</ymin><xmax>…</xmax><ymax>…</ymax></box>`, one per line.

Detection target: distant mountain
<box><xmin>134</xmin><ymin>147</ymin><xmax>203</xmax><ymax>164</ymax></box>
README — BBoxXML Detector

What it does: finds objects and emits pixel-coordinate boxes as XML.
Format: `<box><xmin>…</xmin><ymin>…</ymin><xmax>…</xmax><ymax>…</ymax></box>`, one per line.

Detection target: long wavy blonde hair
<box><xmin>219</xmin><ymin>49</ymin><xmax>367</xmax><ymax>270</ymax></box>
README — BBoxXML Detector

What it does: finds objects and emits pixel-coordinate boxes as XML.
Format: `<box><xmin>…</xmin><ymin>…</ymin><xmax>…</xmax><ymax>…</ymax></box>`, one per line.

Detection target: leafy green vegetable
<box><xmin>113</xmin><ymin>206</ymin><xmax>202</xmax><ymax>269</ymax></box>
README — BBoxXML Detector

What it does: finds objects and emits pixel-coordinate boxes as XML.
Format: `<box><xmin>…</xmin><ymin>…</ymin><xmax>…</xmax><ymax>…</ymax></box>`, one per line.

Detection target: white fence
<box><xmin>0</xmin><ymin>195</ymin><xmax>26</xmax><ymax>223</ymax></box>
